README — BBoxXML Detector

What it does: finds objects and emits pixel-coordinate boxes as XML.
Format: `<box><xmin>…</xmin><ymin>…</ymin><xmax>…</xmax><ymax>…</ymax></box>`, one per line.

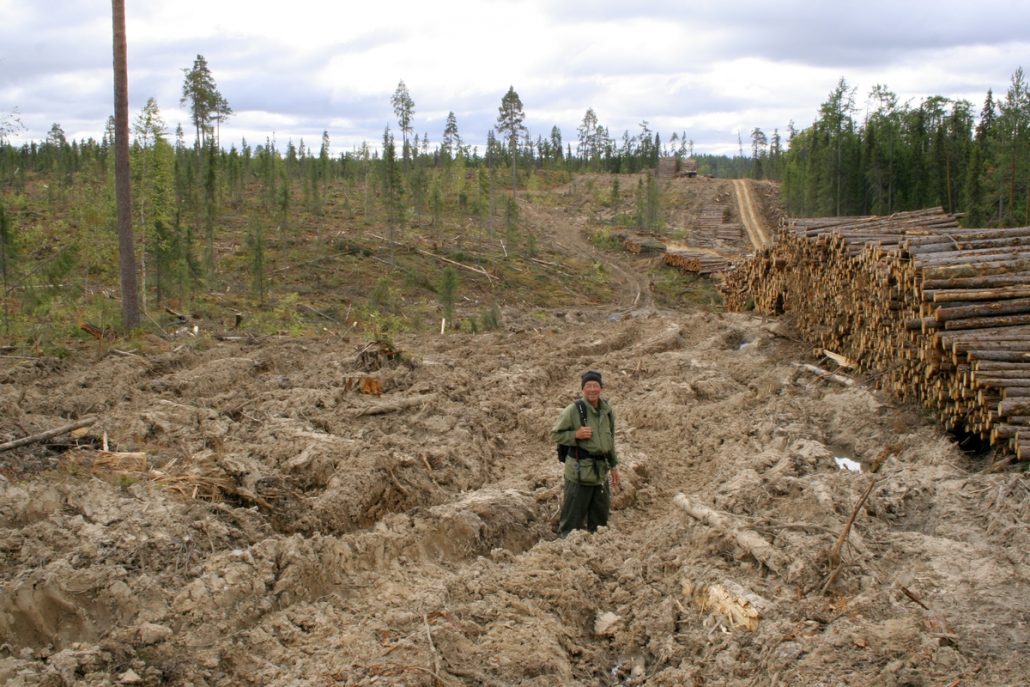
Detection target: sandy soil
<box><xmin>1</xmin><ymin>178</ymin><xmax>1027</xmax><ymax>686</ymax></box>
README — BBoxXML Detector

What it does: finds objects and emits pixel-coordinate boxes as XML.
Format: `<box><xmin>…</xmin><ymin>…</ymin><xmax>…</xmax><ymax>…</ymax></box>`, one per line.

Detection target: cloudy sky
<box><xmin>1</xmin><ymin>0</ymin><xmax>1027</xmax><ymax>156</ymax></box>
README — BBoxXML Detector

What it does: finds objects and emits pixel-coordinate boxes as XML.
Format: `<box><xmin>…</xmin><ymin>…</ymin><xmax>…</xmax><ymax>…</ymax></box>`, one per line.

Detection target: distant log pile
<box><xmin>688</xmin><ymin>206</ymin><xmax>745</xmax><ymax>249</ymax></box>
<box><xmin>623</xmin><ymin>236</ymin><xmax>667</xmax><ymax>255</ymax></box>
<box><xmin>719</xmin><ymin>207</ymin><xmax>1030</xmax><ymax>459</ymax></box>
<box><xmin>663</xmin><ymin>251</ymin><xmax>735</xmax><ymax>275</ymax></box>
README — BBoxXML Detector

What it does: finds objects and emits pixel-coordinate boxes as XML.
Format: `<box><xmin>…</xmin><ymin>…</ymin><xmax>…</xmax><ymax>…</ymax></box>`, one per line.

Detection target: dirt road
<box><xmin>1</xmin><ymin>180</ymin><xmax>1026</xmax><ymax>687</ymax></box>
<box><xmin>733</xmin><ymin>179</ymin><xmax>773</xmax><ymax>249</ymax></box>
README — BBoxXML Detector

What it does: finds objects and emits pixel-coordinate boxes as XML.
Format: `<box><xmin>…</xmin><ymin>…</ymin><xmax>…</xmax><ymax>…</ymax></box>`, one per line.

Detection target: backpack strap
<box><xmin>566</xmin><ymin>399</ymin><xmax>589</xmax><ymax>464</ymax></box>
<box><xmin>574</xmin><ymin>399</ymin><xmax>589</xmax><ymax>427</ymax></box>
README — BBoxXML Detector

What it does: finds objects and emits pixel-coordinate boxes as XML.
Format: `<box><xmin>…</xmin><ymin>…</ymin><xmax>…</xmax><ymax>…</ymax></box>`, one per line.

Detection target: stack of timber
<box><xmin>719</xmin><ymin>207</ymin><xmax>1030</xmax><ymax>460</ymax></box>
<box><xmin>663</xmin><ymin>251</ymin><xmax>736</xmax><ymax>275</ymax></box>
<box><xmin>622</xmin><ymin>235</ymin><xmax>667</xmax><ymax>255</ymax></box>
<box><xmin>690</xmin><ymin>205</ymin><xmax>745</xmax><ymax>250</ymax></box>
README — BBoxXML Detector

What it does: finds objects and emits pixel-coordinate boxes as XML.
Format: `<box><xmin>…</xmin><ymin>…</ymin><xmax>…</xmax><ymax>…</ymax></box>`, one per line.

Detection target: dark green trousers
<box><xmin>558</xmin><ymin>479</ymin><xmax>610</xmax><ymax>537</ymax></box>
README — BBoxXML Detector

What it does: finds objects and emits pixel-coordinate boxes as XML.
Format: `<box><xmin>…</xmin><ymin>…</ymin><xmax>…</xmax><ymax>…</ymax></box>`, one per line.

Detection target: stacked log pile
<box><xmin>719</xmin><ymin>207</ymin><xmax>1030</xmax><ymax>459</ymax></box>
<box><xmin>663</xmin><ymin>251</ymin><xmax>735</xmax><ymax>275</ymax></box>
<box><xmin>690</xmin><ymin>206</ymin><xmax>745</xmax><ymax>249</ymax></box>
<box><xmin>623</xmin><ymin>236</ymin><xmax>667</xmax><ymax>255</ymax></box>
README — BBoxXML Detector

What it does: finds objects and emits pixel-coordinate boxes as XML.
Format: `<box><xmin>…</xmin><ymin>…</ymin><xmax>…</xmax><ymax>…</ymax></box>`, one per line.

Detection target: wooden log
<box><xmin>922</xmin><ymin>259</ymin><xmax>1030</xmax><ymax>280</ymax></box>
<box><xmin>922</xmin><ymin>274</ymin><xmax>1030</xmax><ymax>290</ymax></box>
<box><xmin>943</xmin><ymin>313</ymin><xmax>1030</xmax><ymax>331</ymax></box>
<box><xmin>935</xmin><ymin>298</ymin><xmax>1030</xmax><ymax>322</ymax></box>
<box><xmin>906</xmin><ymin>235</ymin><xmax>1030</xmax><ymax>254</ymax></box>
<box><xmin>906</xmin><ymin>226</ymin><xmax>1030</xmax><ymax>244</ymax></box>
<box><xmin>914</xmin><ymin>249</ymin><xmax>1030</xmax><ymax>266</ymax></box>
<box><xmin>0</xmin><ymin>416</ymin><xmax>99</xmax><ymax>453</ymax></box>
<box><xmin>966</xmin><ymin>350</ymin><xmax>1030</xmax><ymax>362</ymax></box>
<box><xmin>353</xmin><ymin>393</ymin><xmax>436</xmax><ymax>417</ymax></box>
<box><xmin>926</xmin><ymin>286</ymin><xmax>1030</xmax><ymax>303</ymax></box>
<box><xmin>991</xmin><ymin>423</ymin><xmax>1026</xmax><ymax>440</ymax></box>
<box><xmin>794</xmin><ymin>363</ymin><xmax>855</xmax><ymax>386</ymax></box>
<box><xmin>970</xmin><ymin>370</ymin><xmax>1030</xmax><ymax>382</ymax></box>
<box><xmin>951</xmin><ymin>339</ymin><xmax>1030</xmax><ymax>353</ymax></box>
<box><xmin>673</xmin><ymin>493</ymin><xmax>792</xmax><ymax>578</ymax></box>
<box><xmin>998</xmin><ymin>399</ymin><xmax>1030</xmax><ymax>417</ymax></box>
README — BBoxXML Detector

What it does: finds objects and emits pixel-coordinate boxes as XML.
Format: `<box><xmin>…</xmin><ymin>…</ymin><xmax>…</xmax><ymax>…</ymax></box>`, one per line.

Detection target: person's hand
<box><xmin>610</xmin><ymin>467</ymin><xmax>621</xmax><ymax>491</ymax></box>
<box><xmin>574</xmin><ymin>426</ymin><xmax>592</xmax><ymax>440</ymax></box>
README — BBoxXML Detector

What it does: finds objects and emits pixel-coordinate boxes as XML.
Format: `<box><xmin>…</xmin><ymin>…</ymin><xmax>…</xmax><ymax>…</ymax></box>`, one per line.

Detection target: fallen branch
<box><xmin>821</xmin><ymin>477</ymin><xmax>879</xmax><ymax>593</ymax></box>
<box><xmin>299</xmin><ymin>302</ymin><xmax>339</xmax><ymax>323</ymax></box>
<box><xmin>822</xmin><ymin>446</ymin><xmax>898</xmax><ymax>593</ymax></box>
<box><xmin>423</xmin><ymin>613</ymin><xmax>443</xmax><ymax>681</ymax></box>
<box><xmin>794</xmin><ymin>363</ymin><xmax>855</xmax><ymax>386</ymax></box>
<box><xmin>0</xmin><ymin>416</ymin><xmax>99</xmax><ymax>453</ymax></box>
<box><xmin>528</xmin><ymin>256</ymin><xmax>574</xmax><ymax>278</ymax></box>
<box><xmin>673</xmin><ymin>493</ymin><xmax>792</xmax><ymax>578</ymax></box>
<box><xmin>899</xmin><ymin>585</ymin><xmax>930</xmax><ymax>611</ymax></box>
<box><xmin>111</xmin><ymin>348</ymin><xmax>146</xmax><ymax>360</ymax></box>
<box><xmin>370</xmin><ymin>233</ymin><xmax>498</xmax><ymax>282</ymax></box>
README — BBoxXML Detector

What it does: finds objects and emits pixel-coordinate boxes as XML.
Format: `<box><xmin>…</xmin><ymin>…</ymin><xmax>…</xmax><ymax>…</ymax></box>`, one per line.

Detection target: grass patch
<box><xmin>651</xmin><ymin>267</ymin><xmax>724</xmax><ymax>310</ymax></box>
<box><xmin>589</xmin><ymin>226</ymin><xmax>624</xmax><ymax>251</ymax></box>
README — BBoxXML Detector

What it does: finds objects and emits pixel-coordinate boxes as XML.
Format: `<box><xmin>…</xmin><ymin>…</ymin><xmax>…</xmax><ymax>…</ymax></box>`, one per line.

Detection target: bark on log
<box><xmin>943</xmin><ymin>313</ymin><xmax>1030</xmax><ymax>331</ymax></box>
<box><xmin>998</xmin><ymin>399</ymin><xmax>1030</xmax><ymax>417</ymax></box>
<box><xmin>922</xmin><ymin>259</ymin><xmax>1030</xmax><ymax>280</ymax></box>
<box><xmin>966</xmin><ymin>350</ymin><xmax>1030</xmax><ymax>362</ymax></box>
<box><xmin>922</xmin><ymin>274</ymin><xmax>1030</xmax><ymax>290</ymax></box>
<box><xmin>934</xmin><ymin>298</ymin><xmax>1030</xmax><ymax>322</ymax></box>
<box><xmin>926</xmin><ymin>285</ymin><xmax>1030</xmax><ymax>302</ymax></box>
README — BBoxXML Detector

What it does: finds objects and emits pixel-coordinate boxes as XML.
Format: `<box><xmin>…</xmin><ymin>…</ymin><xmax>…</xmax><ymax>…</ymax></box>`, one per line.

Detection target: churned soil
<box><xmin>1</xmin><ymin>177</ymin><xmax>1027</xmax><ymax>686</ymax></box>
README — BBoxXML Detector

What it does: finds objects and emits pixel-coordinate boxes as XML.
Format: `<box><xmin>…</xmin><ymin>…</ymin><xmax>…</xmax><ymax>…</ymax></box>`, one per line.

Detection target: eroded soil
<box><xmin>1</xmin><ymin>178</ymin><xmax>1027</xmax><ymax>686</ymax></box>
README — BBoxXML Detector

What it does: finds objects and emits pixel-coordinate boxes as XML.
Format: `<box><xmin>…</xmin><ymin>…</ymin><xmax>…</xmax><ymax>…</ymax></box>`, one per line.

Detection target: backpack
<box><xmin>556</xmin><ymin>399</ymin><xmax>590</xmax><ymax>463</ymax></box>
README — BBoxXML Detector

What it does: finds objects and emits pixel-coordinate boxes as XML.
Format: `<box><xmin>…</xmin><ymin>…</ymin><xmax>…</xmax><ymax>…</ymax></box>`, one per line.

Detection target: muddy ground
<box><xmin>1</xmin><ymin>178</ymin><xmax>1028</xmax><ymax>686</ymax></box>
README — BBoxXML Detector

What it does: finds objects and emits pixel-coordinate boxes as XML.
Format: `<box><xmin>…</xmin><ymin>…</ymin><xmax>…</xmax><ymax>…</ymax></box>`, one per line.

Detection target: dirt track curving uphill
<box><xmin>733</xmin><ymin>179</ymin><xmax>773</xmax><ymax>250</ymax></box>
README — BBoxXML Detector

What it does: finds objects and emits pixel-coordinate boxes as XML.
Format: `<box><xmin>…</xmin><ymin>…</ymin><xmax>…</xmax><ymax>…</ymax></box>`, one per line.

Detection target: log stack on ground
<box><xmin>663</xmin><ymin>251</ymin><xmax>735</xmax><ymax>275</ymax></box>
<box><xmin>689</xmin><ymin>205</ymin><xmax>745</xmax><ymax>250</ymax></box>
<box><xmin>622</xmin><ymin>236</ymin><xmax>667</xmax><ymax>255</ymax></box>
<box><xmin>719</xmin><ymin>207</ymin><xmax>1030</xmax><ymax>459</ymax></box>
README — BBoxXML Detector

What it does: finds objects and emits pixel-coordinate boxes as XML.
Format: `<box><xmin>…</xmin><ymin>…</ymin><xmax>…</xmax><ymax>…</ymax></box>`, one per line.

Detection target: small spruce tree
<box><xmin>438</xmin><ymin>267</ymin><xmax>458</xmax><ymax>326</ymax></box>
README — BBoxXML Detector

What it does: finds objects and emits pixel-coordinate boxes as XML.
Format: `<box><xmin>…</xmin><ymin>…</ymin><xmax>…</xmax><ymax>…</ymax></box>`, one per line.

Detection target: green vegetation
<box><xmin>779</xmin><ymin>70</ymin><xmax>1030</xmax><ymax>226</ymax></box>
<box><xmin>438</xmin><ymin>267</ymin><xmax>458</xmax><ymax>326</ymax></box>
<box><xmin>4</xmin><ymin>64</ymin><xmax>1025</xmax><ymax>351</ymax></box>
<box><xmin>651</xmin><ymin>269</ymin><xmax>723</xmax><ymax>310</ymax></box>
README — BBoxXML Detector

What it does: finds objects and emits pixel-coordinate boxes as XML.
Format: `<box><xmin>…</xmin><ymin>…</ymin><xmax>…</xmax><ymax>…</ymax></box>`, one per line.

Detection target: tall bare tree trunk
<box><xmin>112</xmin><ymin>0</ymin><xmax>140</xmax><ymax>330</ymax></box>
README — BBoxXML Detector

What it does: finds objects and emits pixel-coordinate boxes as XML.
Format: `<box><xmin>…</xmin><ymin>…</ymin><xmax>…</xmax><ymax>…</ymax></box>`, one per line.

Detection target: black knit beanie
<box><xmin>581</xmin><ymin>370</ymin><xmax>603</xmax><ymax>388</ymax></box>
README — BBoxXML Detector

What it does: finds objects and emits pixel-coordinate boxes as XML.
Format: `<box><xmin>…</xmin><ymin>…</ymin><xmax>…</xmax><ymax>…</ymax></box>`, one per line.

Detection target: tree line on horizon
<box><xmin>774</xmin><ymin>69</ymin><xmax>1030</xmax><ymax>227</ymax></box>
<box><xmin>3</xmin><ymin>57</ymin><xmax>1027</xmax><ymax>223</ymax></box>
<box><xmin>0</xmin><ymin>55</ymin><xmax>1026</xmax><ymax>343</ymax></box>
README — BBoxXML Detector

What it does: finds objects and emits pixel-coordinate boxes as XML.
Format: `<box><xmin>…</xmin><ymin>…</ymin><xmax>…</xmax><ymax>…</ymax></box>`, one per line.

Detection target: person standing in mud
<box><xmin>551</xmin><ymin>370</ymin><xmax>621</xmax><ymax>537</ymax></box>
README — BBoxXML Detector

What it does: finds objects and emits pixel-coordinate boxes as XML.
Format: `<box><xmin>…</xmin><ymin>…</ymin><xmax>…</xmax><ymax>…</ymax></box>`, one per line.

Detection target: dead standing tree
<box><xmin>111</xmin><ymin>0</ymin><xmax>140</xmax><ymax>330</ymax></box>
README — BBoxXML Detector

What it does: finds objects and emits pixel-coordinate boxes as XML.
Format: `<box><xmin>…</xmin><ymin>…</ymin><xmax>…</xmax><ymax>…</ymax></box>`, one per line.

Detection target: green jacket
<box><xmin>551</xmin><ymin>398</ymin><xmax>618</xmax><ymax>485</ymax></box>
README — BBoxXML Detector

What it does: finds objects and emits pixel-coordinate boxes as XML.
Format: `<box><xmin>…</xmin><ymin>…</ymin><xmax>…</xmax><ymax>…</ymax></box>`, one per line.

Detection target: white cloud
<box><xmin>1</xmin><ymin>1</ymin><xmax>1027</xmax><ymax>155</ymax></box>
